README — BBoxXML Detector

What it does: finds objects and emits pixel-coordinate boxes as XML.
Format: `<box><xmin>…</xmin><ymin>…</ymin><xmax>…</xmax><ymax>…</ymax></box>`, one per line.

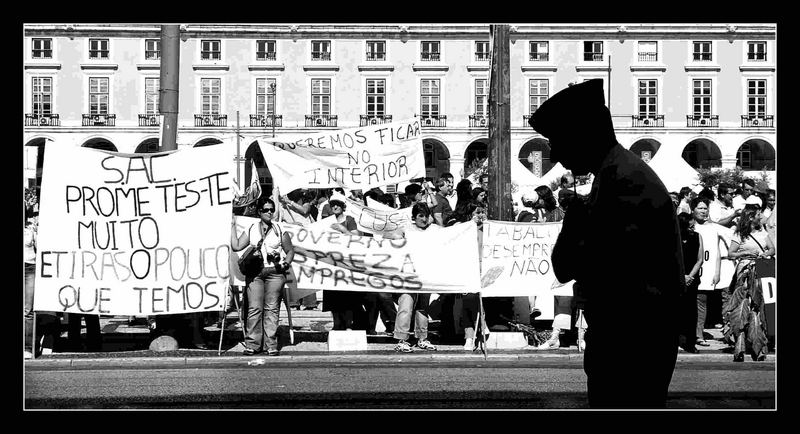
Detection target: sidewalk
<box><xmin>26</xmin><ymin>309</ymin><xmax>775</xmax><ymax>366</ymax></box>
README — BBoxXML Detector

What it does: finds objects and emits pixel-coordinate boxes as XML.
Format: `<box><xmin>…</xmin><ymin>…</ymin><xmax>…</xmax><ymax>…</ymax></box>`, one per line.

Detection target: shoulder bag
<box><xmin>238</xmin><ymin>224</ymin><xmax>265</xmax><ymax>279</ymax></box>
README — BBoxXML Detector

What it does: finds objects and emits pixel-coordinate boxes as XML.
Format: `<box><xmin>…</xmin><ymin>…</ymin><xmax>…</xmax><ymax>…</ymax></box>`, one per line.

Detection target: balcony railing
<box><xmin>25</xmin><ymin>113</ymin><xmax>60</xmax><ymax>126</ymax></box>
<box><xmin>584</xmin><ymin>52</ymin><xmax>603</xmax><ymax>61</ymax></box>
<box><xmin>686</xmin><ymin>115</ymin><xmax>719</xmax><ymax>128</ymax></box>
<box><xmin>421</xmin><ymin>52</ymin><xmax>440</xmax><ymax>61</ymax></box>
<box><xmin>138</xmin><ymin>114</ymin><xmax>160</xmax><ymax>126</ymax></box>
<box><xmin>638</xmin><ymin>52</ymin><xmax>658</xmax><ymax>62</ymax></box>
<box><xmin>305</xmin><ymin>114</ymin><xmax>338</xmax><ymax>127</ymax></box>
<box><xmin>523</xmin><ymin>115</ymin><xmax>533</xmax><ymax>127</ymax></box>
<box><xmin>194</xmin><ymin>114</ymin><xmax>227</xmax><ymax>127</ymax></box>
<box><xmin>475</xmin><ymin>52</ymin><xmax>490</xmax><ymax>61</ymax></box>
<box><xmin>416</xmin><ymin>114</ymin><xmax>447</xmax><ymax>127</ymax></box>
<box><xmin>311</xmin><ymin>52</ymin><xmax>331</xmax><ymax>61</ymax></box>
<box><xmin>360</xmin><ymin>114</ymin><xmax>392</xmax><ymax>127</ymax></box>
<box><xmin>82</xmin><ymin>114</ymin><xmax>116</xmax><ymax>126</ymax></box>
<box><xmin>256</xmin><ymin>51</ymin><xmax>277</xmax><ymax>61</ymax></box>
<box><xmin>469</xmin><ymin>115</ymin><xmax>489</xmax><ymax>128</ymax></box>
<box><xmin>529</xmin><ymin>52</ymin><xmax>549</xmax><ymax>62</ymax></box>
<box><xmin>741</xmin><ymin>115</ymin><xmax>774</xmax><ymax>127</ymax></box>
<box><xmin>366</xmin><ymin>52</ymin><xmax>386</xmax><ymax>61</ymax></box>
<box><xmin>145</xmin><ymin>50</ymin><xmax>160</xmax><ymax>60</ymax></box>
<box><xmin>747</xmin><ymin>52</ymin><xmax>767</xmax><ymax>61</ymax></box>
<box><xmin>201</xmin><ymin>52</ymin><xmax>221</xmax><ymax>60</ymax></box>
<box><xmin>693</xmin><ymin>53</ymin><xmax>712</xmax><ymax>61</ymax></box>
<box><xmin>250</xmin><ymin>114</ymin><xmax>283</xmax><ymax>127</ymax></box>
<box><xmin>631</xmin><ymin>115</ymin><xmax>664</xmax><ymax>127</ymax></box>
<box><xmin>89</xmin><ymin>50</ymin><xmax>109</xmax><ymax>59</ymax></box>
<box><xmin>32</xmin><ymin>50</ymin><xmax>53</xmax><ymax>59</ymax></box>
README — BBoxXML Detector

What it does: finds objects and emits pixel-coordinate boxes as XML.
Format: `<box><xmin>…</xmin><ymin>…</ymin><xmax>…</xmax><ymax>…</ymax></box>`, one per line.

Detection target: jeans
<box><xmin>243</xmin><ymin>270</ymin><xmax>285</xmax><ymax>352</ymax></box>
<box><xmin>364</xmin><ymin>292</ymin><xmax>397</xmax><ymax>333</ymax></box>
<box><xmin>459</xmin><ymin>294</ymin><xmax>487</xmax><ymax>339</ymax></box>
<box><xmin>696</xmin><ymin>292</ymin><xmax>709</xmax><ymax>341</ymax></box>
<box><xmin>24</xmin><ymin>263</ymin><xmax>35</xmax><ymax>352</ymax></box>
<box><xmin>393</xmin><ymin>293</ymin><xmax>430</xmax><ymax>341</ymax></box>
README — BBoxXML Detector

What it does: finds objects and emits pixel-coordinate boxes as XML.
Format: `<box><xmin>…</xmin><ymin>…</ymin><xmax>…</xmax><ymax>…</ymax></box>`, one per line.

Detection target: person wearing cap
<box><xmin>529</xmin><ymin>79</ymin><xmax>685</xmax><ymax>408</ymax></box>
<box><xmin>733</xmin><ymin>179</ymin><xmax>762</xmax><ymax>210</ymax></box>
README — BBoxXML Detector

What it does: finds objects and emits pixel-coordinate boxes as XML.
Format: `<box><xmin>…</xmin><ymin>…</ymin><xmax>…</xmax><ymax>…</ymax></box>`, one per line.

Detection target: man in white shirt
<box><xmin>732</xmin><ymin>179</ymin><xmax>762</xmax><ymax>210</ymax></box>
<box><xmin>441</xmin><ymin>172</ymin><xmax>457</xmax><ymax>210</ymax></box>
<box><xmin>708</xmin><ymin>183</ymin><xmax>740</xmax><ymax>228</ymax></box>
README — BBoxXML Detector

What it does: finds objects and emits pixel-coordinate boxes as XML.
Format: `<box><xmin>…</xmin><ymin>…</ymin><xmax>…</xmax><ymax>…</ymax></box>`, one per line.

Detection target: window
<box><xmin>256</xmin><ymin>40</ymin><xmax>276</xmax><ymax>61</ymax></box>
<box><xmin>201</xmin><ymin>40</ymin><xmax>221</xmax><ymax>60</ymax></box>
<box><xmin>256</xmin><ymin>78</ymin><xmax>277</xmax><ymax>116</ymax></box>
<box><xmin>311</xmin><ymin>40</ymin><xmax>331</xmax><ymax>61</ymax></box>
<box><xmin>366</xmin><ymin>41</ymin><xmax>386</xmax><ymax>61</ymax></box>
<box><xmin>637</xmin><ymin>41</ymin><xmax>658</xmax><ymax>62</ymax></box>
<box><xmin>201</xmin><ymin>78</ymin><xmax>221</xmax><ymax>115</ymax></box>
<box><xmin>311</xmin><ymin>79</ymin><xmax>331</xmax><ymax>115</ymax></box>
<box><xmin>747</xmin><ymin>79</ymin><xmax>767</xmax><ymax>118</ymax></box>
<box><xmin>693</xmin><ymin>41</ymin><xmax>712</xmax><ymax>61</ymax></box>
<box><xmin>145</xmin><ymin>39</ymin><xmax>160</xmax><ymax>60</ymax></box>
<box><xmin>747</xmin><ymin>41</ymin><xmax>767</xmax><ymax>61</ymax></box>
<box><xmin>420</xmin><ymin>79</ymin><xmax>440</xmax><ymax>117</ymax></box>
<box><xmin>32</xmin><ymin>38</ymin><xmax>52</xmax><ymax>59</ymax></box>
<box><xmin>638</xmin><ymin>79</ymin><xmax>658</xmax><ymax>118</ymax></box>
<box><xmin>529</xmin><ymin>79</ymin><xmax>549</xmax><ymax>114</ymax></box>
<box><xmin>89</xmin><ymin>39</ymin><xmax>109</xmax><ymax>59</ymax></box>
<box><xmin>32</xmin><ymin>77</ymin><xmax>52</xmax><ymax>116</ymax></box>
<box><xmin>421</xmin><ymin>41</ymin><xmax>440</xmax><ymax>61</ymax></box>
<box><xmin>366</xmin><ymin>79</ymin><xmax>385</xmax><ymax>116</ymax></box>
<box><xmin>475</xmin><ymin>79</ymin><xmax>488</xmax><ymax>117</ymax></box>
<box><xmin>530</xmin><ymin>41</ymin><xmax>548</xmax><ymax>61</ymax></box>
<box><xmin>475</xmin><ymin>41</ymin><xmax>490</xmax><ymax>61</ymax></box>
<box><xmin>692</xmin><ymin>79</ymin><xmax>711</xmax><ymax>118</ymax></box>
<box><xmin>737</xmin><ymin>144</ymin><xmax>752</xmax><ymax>169</ymax></box>
<box><xmin>145</xmin><ymin>78</ymin><xmax>159</xmax><ymax>115</ymax></box>
<box><xmin>89</xmin><ymin>77</ymin><xmax>109</xmax><ymax>115</ymax></box>
<box><xmin>583</xmin><ymin>41</ymin><xmax>603</xmax><ymax>61</ymax></box>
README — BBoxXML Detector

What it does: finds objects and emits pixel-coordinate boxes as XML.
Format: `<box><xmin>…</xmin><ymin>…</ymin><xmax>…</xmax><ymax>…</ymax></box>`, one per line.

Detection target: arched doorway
<box><xmin>135</xmin><ymin>138</ymin><xmax>160</xmax><ymax>153</ymax></box>
<box><xmin>422</xmin><ymin>139</ymin><xmax>450</xmax><ymax>180</ymax></box>
<box><xmin>681</xmin><ymin>139</ymin><xmax>721</xmax><ymax>169</ymax></box>
<box><xmin>629</xmin><ymin>138</ymin><xmax>661</xmax><ymax>163</ymax></box>
<box><xmin>737</xmin><ymin>139</ymin><xmax>775</xmax><ymax>171</ymax></box>
<box><xmin>194</xmin><ymin>138</ymin><xmax>223</xmax><ymax>147</ymax></box>
<box><xmin>518</xmin><ymin>138</ymin><xmax>552</xmax><ymax>177</ymax></box>
<box><xmin>464</xmin><ymin>140</ymin><xmax>488</xmax><ymax>173</ymax></box>
<box><xmin>81</xmin><ymin>137</ymin><xmax>118</xmax><ymax>152</ymax></box>
<box><xmin>244</xmin><ymin>141</ymin><xmax>273</xmax><ymax>197</ymax></box>
<box><xmin>24</xmin><ymin>138</ymin><xmax>47</xmax><ymax>194</ymax></box>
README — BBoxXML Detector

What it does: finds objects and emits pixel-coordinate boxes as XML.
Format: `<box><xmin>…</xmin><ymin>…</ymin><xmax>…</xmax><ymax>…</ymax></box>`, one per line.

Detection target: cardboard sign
<box><xmin>480</xmin><ymin>220</ymin><xmax>569</xmax><ymax>297</ymax></box>
<box><xmin>283</xmin><ymin>222</ymin><xmax>481</xmax><ymax>294</ymax></box>
<box><xmin>34</xmin><ymin>145</ymin><xmax>234</xmax><ymax>315</ymax></box>
<box><xmin>258</xmin><ymin>119</ymin><xmax>426</xmax><ymax>192</ymax></box>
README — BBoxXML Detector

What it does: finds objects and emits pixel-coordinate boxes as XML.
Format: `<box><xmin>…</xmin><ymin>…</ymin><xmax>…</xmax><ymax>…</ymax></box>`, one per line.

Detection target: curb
<box><xmin>25</xmin><ymin>350</ymin><xmax>764</xmax><ymax>369</ymax></box>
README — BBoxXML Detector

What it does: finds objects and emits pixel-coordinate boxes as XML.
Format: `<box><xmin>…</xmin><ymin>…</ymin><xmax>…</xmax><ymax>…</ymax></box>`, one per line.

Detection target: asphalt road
<box><xmin>24</xmin><ymin>359</ymin><xmax>775</xmax><ymax>409</ymax></box>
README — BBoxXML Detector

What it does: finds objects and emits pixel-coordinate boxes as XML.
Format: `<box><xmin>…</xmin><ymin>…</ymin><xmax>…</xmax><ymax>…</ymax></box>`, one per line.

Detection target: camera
<box><xmin>266</xmin><ymin>251</ymin><xmax>287</xmax><ymax>273</ymax></box>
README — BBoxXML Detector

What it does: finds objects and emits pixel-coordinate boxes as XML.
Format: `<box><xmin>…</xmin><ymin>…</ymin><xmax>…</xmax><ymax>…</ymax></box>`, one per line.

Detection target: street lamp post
<box><xmin>269</xmin><ymin>82</ymin><xmax>276</xmax><ymax>138</ymax></box>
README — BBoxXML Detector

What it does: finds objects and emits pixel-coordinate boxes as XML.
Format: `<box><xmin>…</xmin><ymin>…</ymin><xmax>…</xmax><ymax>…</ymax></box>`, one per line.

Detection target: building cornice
<box><xmin>23</xmin><ymin>23</ymin><xmax>776</xmax><ymax>40</ymax></box>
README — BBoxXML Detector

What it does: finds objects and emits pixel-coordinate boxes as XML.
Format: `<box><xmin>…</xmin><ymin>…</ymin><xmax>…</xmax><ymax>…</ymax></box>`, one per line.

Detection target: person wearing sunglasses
<box><xmin>230</xmin><ymin>198</ymin><xmax>295</xmax><ymax>356</ymax></box>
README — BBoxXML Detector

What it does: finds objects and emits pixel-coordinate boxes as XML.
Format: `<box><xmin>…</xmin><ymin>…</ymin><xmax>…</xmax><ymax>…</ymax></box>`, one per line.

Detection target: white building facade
<box><xmin>23</xmin><ymin>23</ymin><xmax>776</xmax><ymax>194</ymax></box>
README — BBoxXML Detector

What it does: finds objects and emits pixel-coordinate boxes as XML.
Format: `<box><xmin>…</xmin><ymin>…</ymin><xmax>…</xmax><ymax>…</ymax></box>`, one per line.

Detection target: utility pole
<box><xmin>488</xmin><ymin>25</ymin><xmax>513</xmax><ymax>222</ymax></box>
<box><xmin>159</xmin><ymin>25</ymin><xmax>180</xmax><ymax>151</ymax></box>
<box><xmin>236</xmin><ymin>111</ymin><xmax>241</xmax><ymax>186</ymax></box>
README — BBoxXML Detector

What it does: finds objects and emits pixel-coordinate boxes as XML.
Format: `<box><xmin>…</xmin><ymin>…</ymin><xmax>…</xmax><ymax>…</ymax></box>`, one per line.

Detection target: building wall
<box><xmin>24</xmin><ymin>24</ymin><xmax>776</xmax><ymax>189</ymax></box>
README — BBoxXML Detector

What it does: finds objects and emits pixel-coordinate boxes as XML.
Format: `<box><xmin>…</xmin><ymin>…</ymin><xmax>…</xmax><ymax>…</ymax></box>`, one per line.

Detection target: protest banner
<box><xmin>480</xmin><ymin>220</ymin><xmax>569</xmax><ymax>297</ymax></box>
<box><xmin>284</xmin><ymin>222</ymin><xmax>481</xmax><ymax>294</ymax></box>
<box><xmin>257</xmin><ymin>118</ymin><xmax>426</xmax><ymax>193</ymax></box>
<box><xmin>34</xmin><ymin>144</ymin><xmax>234</xmax><ymax>315</ymax></box>
<box><xmin>231</xmin><ymin>160</ymin><xmax>262</xmax><ymax>208</ymax></box>
<box><xmin>343</xmin><ymin>197</ymin><xmax>411</xmax><ymax>237</ymax></box>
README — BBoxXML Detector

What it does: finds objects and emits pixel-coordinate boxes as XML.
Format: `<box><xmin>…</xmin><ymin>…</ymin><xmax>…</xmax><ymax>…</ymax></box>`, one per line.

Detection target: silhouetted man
<box><xmin>529</xmin><ymin>79</ymin><xmax>686</xmax><ymax>408</ymax></box>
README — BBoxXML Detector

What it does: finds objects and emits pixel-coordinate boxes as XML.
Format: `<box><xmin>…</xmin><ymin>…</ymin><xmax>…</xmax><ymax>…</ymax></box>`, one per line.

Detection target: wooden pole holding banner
<box><xmin>487</xmin><ymin>24</ymin><xmax>514</xmax><ymax>222</ymax></box>
<box><xmin>477</xmin><ymin>293</ymin><xmax>489</xmax><ymax>359</ymax></box>
<box><xmin>217</xmin><ymin>285</ymin><xmax>230</xmax><ymax>355</ymax></box>
<box><xmin>283</xmin><ymin>286</ymin><xmax>295</xmax><ymax>345</ymax></box>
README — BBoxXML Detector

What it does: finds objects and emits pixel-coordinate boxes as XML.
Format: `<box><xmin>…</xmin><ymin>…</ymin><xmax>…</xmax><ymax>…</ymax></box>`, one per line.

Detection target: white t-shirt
<box><xmin>733</xmin><ymin>194</ymin><xmax>762</xmax><ymax>210</ymax></box>
<box><xmin>708</xmin><ymin>199</ymin><xmax>736</xmax><ymax>224</ymax></box>
<box><xmin>447</xmin><ymin>193</ymin><xmax>458</xmax><ymax>211</ymax></box>
<box><xmin>24</xmin><ymin>227</ymin><xmax>36</xmax><ymax>264</ymax></box>
<box><xmin>694</xmin><ymin>222</ymin><xmax>722</xmax><ymax>291</ymax></box>
<box><xmin>732</xmin><ymin>229</ymin><xmax>771</xmax><ymax>257</ymax></box>
<box><xmin>248</xmin><ymin>221</ymin><xmax>284</xmax><ymax>260</ymax></box>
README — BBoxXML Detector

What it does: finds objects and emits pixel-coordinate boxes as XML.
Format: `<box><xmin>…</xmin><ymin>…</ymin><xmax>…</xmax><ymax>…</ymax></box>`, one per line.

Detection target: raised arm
<box><xmin>231</xmin><ymin>220</ymin><xmax>250</xmax><ymax>252</ymax></box>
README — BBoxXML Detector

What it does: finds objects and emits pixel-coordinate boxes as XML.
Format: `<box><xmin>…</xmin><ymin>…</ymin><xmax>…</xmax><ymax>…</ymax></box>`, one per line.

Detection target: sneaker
<box><xmin>415</xmin><ymin>339</ymin><xmax>437</xmax><ymax>351</ymax></box>
<box><xmin>463</xmin><ymin>338</ymin><xmax>475</xmax><ymax>351</ymax></box>
<box><xmin>536</xmin><ymin>333</ymin><xmax>560</xmax><ymax>350</ymax></box>
<box><xmin>394</xmin><ymin>340</ymin><xmax>413</xmax><ymax>353</ymax></box>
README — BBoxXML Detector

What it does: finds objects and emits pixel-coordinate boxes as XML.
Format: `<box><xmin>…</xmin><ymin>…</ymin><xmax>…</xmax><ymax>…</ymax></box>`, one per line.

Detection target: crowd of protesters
<box><xmin>23</xmin><ymin>172</ymin><xmax>775</xmax><ymax>360</ymax></box>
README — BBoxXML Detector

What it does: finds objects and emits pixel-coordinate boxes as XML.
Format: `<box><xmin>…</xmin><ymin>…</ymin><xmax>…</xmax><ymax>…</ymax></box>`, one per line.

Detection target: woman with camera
<box><xmin>231</xmin><ymin>198</ymin><xmax>295</xmax><ymax>356</ymax></box>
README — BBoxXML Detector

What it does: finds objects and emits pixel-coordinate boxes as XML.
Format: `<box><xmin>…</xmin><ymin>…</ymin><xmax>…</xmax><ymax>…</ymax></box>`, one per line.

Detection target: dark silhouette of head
<box><xmin>529</xmin><ymin>79</ymin><xmax>616</xmax><ymax>176</ymax></box>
